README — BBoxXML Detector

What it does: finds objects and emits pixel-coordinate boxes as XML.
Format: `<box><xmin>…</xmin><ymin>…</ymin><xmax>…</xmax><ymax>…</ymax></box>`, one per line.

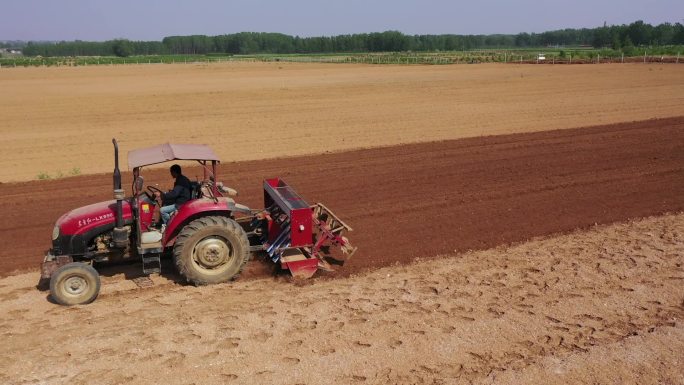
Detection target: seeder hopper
<box><xmin>254</xmin><ymin>178</ymin><xmax>356</xmax><ymax>278</ymax></box>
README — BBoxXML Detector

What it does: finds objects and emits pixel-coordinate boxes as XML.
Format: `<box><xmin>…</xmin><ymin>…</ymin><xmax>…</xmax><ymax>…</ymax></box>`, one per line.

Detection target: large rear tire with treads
<box><xmin>173</xmin><ymin>216</ymin><xmax>250</xmax><ymax>285</ymax></box>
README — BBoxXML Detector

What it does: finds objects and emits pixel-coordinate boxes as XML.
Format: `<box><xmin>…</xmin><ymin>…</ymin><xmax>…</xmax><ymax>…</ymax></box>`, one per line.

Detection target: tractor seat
<box><xmin>141</xmin><ymin>230</ymin><xmax>163</xmax><ymax>244</ymax></box>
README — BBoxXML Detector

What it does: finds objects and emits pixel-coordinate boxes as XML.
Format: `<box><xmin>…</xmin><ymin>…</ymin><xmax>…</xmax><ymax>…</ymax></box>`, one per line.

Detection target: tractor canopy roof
<box><xmin>127</xmin><ymin>143</ymin><xmax>220</xmax><ymax>169</ymax></box>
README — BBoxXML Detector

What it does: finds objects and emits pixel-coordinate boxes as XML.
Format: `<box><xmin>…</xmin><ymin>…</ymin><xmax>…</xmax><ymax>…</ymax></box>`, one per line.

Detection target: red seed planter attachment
<box><xmin>262</xmin><ymin>178</ymin><xmax>356</xmax><ymax>278</ymax></box>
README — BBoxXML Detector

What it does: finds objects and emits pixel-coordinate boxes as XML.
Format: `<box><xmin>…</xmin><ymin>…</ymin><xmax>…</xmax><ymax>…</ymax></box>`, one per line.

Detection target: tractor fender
<box><xmin>162</xmin><ymin>198</ymin><xmax>251</xmax><ymax>246</ymax></box>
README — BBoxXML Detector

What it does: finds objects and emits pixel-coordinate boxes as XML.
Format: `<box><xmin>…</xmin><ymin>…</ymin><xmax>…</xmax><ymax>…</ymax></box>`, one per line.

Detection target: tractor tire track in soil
<box><xmin>1</xmin><ymin>116</ymin><xmax>683</xmax><ymax>277</ymax></box>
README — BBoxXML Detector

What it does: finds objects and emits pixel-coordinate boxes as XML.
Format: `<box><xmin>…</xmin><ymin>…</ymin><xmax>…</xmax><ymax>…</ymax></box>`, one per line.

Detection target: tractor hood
<box><xmin>56</xmin><ymin>199</ymin><xmax>133</xmax><ymax>237</ymax></box>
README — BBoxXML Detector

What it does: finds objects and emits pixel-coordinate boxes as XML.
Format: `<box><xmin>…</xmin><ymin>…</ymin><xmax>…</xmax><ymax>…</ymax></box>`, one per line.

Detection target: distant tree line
<box><xmin>590</xmin><ymin>20</ymin><xmax>684</xmax><ymax>49</ymax></box>
<box><xmin>23</xmin><ymin>39</ymin><xmax>164</xmax><ymax>57</ymax></box>
<box><xmin>21</xmin><ymin>21</ymin><xmax>684</xmax><ymax>57</ymax></box>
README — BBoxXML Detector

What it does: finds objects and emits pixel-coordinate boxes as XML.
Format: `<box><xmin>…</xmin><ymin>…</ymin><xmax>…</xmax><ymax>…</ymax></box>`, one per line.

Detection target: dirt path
<box><xmin>1</xmin><ymin>62</ymin><xmax>683</xmax><ymax>182</ymax></box>
<box><xmin>1</xmin><ymin>117</ymin><xmax>683</xmax><ymax>277</ymax></box>
<box><xmin>1</xmin><ymin>214</ymin><xmax>682</xmax><ymax>385</ymax></box>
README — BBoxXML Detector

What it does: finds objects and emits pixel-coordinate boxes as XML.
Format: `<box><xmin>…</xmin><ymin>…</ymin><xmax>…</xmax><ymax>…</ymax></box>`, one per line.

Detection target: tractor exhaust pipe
<box><xmin>111</xmin><ymin>138</ymin><xmax>128</xmax><ymax>248</ymax></box>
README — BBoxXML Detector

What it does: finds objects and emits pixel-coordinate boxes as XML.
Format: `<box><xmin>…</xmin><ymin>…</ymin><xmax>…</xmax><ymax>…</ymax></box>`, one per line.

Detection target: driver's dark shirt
<box><xmin>162</xmin><ymin>174</ymin><xmax>192</xmax><ymax>206</ymax></box>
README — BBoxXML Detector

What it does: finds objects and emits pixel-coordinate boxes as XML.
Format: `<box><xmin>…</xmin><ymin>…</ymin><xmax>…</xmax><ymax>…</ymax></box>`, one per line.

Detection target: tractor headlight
<box><xmin>52</xmin><ymin>226</ymin><xmax>60</xmax><ymax>240</ymax></box>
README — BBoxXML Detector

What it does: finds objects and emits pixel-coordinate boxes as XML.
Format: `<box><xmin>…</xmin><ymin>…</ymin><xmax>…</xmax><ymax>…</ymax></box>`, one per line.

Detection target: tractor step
<box><xmin>142</xmin><ymin>255</ymin><xmax>161</xmax><ymax>275</ymax></box>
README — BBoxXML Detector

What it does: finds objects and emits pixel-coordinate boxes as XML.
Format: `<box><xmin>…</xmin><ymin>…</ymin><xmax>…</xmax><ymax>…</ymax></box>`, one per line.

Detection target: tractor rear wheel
<box><xmin>49</xmin><ymin>262</ymin><xmax>101</xmax><ymax>306</ymax></box>
<box><xmin>173</xmin><ymin>216</ymin><xmax>250</xmax><ymax>285</ymax></box>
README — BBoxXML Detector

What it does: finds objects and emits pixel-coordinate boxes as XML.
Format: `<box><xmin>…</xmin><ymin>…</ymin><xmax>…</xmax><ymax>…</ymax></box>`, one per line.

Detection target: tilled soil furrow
<box><xmin>0</xmin><ymin>117</ymin><xmax>683</xmax><ymax>277</ymax></box>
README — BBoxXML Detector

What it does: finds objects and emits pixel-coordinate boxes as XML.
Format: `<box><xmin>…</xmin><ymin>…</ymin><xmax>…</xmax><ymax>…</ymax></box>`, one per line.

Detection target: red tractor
<box><xmin>42</xmin><ymin>139</ymin><xmax>355</xmax><ymax>305</ymax></box>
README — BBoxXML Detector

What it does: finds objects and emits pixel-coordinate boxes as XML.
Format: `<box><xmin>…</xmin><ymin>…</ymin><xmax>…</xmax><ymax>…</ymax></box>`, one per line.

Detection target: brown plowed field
<box><xmin>1</xmin><ymin>62</ymin><xmax>683</xmax><ymax>182</ymax></box>
<box><xmin>2</xmin><ymin>117</ymin><xmax>683</xmax><ymax>277</ymax></box>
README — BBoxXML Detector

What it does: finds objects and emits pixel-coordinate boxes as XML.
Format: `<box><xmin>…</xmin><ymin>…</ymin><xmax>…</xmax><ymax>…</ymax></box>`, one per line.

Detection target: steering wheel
<box><xmin>146</xmin><ymin>186</ymin><xmax>164</xmax><ymax>202</ymax></box>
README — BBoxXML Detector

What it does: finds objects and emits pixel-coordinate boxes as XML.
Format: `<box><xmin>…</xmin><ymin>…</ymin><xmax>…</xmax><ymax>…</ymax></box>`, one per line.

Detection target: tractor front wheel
<box><xmin>173</xmin><ymin>216</ymin><xmax>250</xmax><ymax>285</ymax></box>
<box><xmin>49</xmin><ymin>262</ymin><xmax>101</xmax><ymax>306</ymax></box>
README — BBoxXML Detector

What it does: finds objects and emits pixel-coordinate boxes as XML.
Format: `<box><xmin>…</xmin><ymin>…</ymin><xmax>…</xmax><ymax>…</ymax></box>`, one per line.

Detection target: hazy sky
<box><xmin>2</xmin><ymin>0</ymin><xmax>682</xmax><ymax>41</ymax></box>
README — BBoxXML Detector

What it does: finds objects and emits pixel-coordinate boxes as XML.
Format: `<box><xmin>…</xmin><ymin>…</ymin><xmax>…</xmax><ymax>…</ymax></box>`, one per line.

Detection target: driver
<box><xmin>155</xmin><ymin>164</ymin><xmax>192</xmax><ymax>225</ymax></box>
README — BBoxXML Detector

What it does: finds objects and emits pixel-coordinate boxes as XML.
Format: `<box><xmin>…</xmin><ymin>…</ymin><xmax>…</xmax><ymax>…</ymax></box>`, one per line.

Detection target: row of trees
<box><xmin>22</xmin><ymin>39</ymin><xmax>164</xmax><ymax>57</ymax></box>
<box><xmin>591</xmin><ymin>21</ymin><xmax>684</xmax><ymax>49</ymax></box>
<box><xmin>0</xmin><ymin>40</ymin><xmax>27</xmax><ymax>49</ymax></box>
<box><xmin>21</xmin><ymin>21</ymin><xmax>684</xmax><ymax>57</ymax></box>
